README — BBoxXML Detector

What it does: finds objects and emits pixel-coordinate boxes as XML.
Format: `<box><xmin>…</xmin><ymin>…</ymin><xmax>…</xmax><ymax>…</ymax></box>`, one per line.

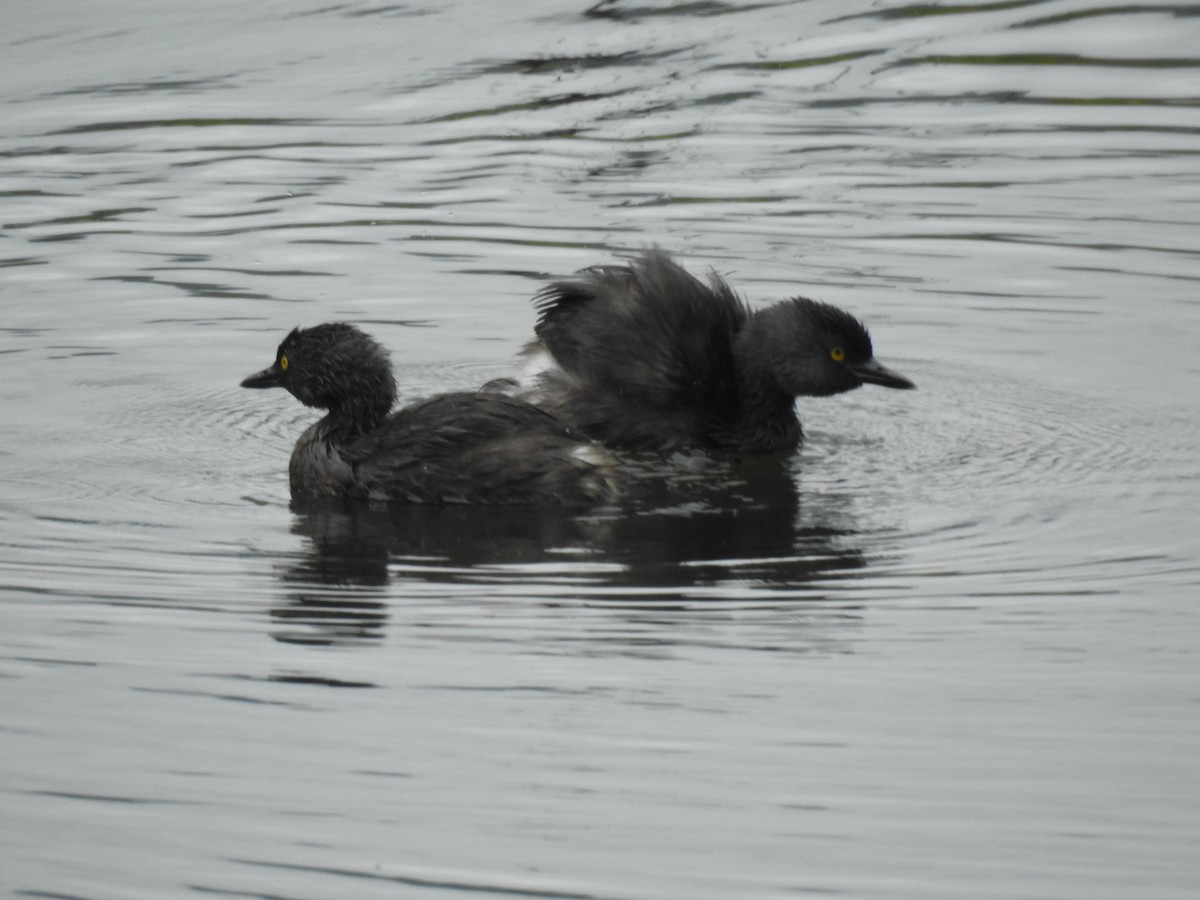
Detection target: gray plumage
<box><xmin>520</xmin><ymin>249</ymin><xmax>914</xmax><ymax>453</ymax></box>
<box><xmin>242</xmin><ymin>323</ymin><xmax>617</xmax><ymax>506</ymax></box>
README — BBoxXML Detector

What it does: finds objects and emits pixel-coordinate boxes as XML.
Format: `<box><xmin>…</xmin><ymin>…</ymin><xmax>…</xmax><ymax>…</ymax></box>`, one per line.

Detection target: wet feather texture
<box><xmin>519</xmin><ymin>249</ymin><xmax>914</xmax><ymax>453</ymax></box>
<box><xmin>241</xmin><ymin>324</ymin><xmax>618</xmax><ymax>506</ymax></box>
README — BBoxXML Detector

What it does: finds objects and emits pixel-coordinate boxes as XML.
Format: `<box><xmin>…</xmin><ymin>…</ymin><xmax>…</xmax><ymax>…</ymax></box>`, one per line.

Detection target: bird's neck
<box><xmin>729</xmin><ymin>330</ymin><xmax>802</xmax><ymax>453</ymax></box>
<box><xmin>319</xmin><ymin>391</ymin><xmax>393</xmax><ymax>442</ymax></box>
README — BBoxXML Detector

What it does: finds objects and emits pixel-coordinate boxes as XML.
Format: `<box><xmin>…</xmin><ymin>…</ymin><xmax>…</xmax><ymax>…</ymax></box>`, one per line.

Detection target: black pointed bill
<box><xmin>849</xmin><ymin>358</ymin><xmax>915</xmax><ymax>390</ymax></box>
<box><xmin>240</xmin><ymin>363</ymin><xmax>286</xmax><ymax>389</ymax></box>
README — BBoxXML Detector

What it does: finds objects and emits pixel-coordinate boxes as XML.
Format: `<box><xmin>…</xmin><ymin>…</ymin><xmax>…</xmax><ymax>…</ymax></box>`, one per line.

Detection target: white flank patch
<box><xmin>572</xmin><ymin>443</ymin><xmax>609</xmax><ymax>467</ymax></box>
<box><xmin>519</xmin><ymin>346</ymin><xmax>559</xmax><ymax>389</ymax></box>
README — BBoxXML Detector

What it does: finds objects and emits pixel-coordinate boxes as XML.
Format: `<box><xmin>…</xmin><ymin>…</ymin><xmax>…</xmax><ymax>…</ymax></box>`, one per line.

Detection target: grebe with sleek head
<box><xmin>518</xmin><ymin>249</ymin><xmax>914</xmax><ymax>453</ymax></box>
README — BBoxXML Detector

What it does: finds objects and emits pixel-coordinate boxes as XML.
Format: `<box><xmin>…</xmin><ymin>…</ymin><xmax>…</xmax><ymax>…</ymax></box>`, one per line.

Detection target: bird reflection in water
<box><xmin>270</xmin><ymin>451</ymin><xmax>873</xmax><ymax>646</ymax></box>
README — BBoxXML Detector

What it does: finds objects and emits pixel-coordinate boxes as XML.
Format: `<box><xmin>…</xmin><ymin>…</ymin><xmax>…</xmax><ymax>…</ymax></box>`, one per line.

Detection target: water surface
<box><xmin>3</xmin><ymin>1</ymin><xmax>1199</xmax><ymax>898</ymax></box>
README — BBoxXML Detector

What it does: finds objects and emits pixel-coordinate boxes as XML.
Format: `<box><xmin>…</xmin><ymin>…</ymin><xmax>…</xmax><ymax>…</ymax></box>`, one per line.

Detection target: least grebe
<box><xmin>518</xmin><ymin>249</ymin><xmax>915</xmax><ymax>453</ymax></box>
<box><xmin>241</xmin><ymin>323</ymin><xmax>617</xmax><ymax>506</ymax></box>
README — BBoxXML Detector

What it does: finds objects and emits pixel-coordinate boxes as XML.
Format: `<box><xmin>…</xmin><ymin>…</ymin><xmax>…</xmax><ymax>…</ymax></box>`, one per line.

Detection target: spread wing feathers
<box><xmin>532</xmin><ymin>249</ymin><xmax>749</xmax><ymax>415</ymax></box>
<box><xmin>343</xmin><ymin>393</ymin><xmax>615</xmax><ymax>505</ymax></box>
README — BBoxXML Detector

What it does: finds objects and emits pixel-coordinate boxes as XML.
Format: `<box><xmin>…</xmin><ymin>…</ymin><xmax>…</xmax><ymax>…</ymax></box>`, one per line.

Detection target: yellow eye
<box><xmin>279</xmin><ymin>355</ymin><xmax>289</xmax><ymax>371</ymax></box>
<box><xmin>830</xmin><ymin>348</ymin><xmax>845</xmax><ymax>362</ymax></box>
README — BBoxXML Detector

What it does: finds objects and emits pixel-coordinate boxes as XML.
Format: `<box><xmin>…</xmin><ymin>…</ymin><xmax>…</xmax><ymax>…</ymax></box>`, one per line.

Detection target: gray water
<box><xmin>3</xmin><ymin>1</ymin><xmax>1199</xmax><ymax>897</ymax></box>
